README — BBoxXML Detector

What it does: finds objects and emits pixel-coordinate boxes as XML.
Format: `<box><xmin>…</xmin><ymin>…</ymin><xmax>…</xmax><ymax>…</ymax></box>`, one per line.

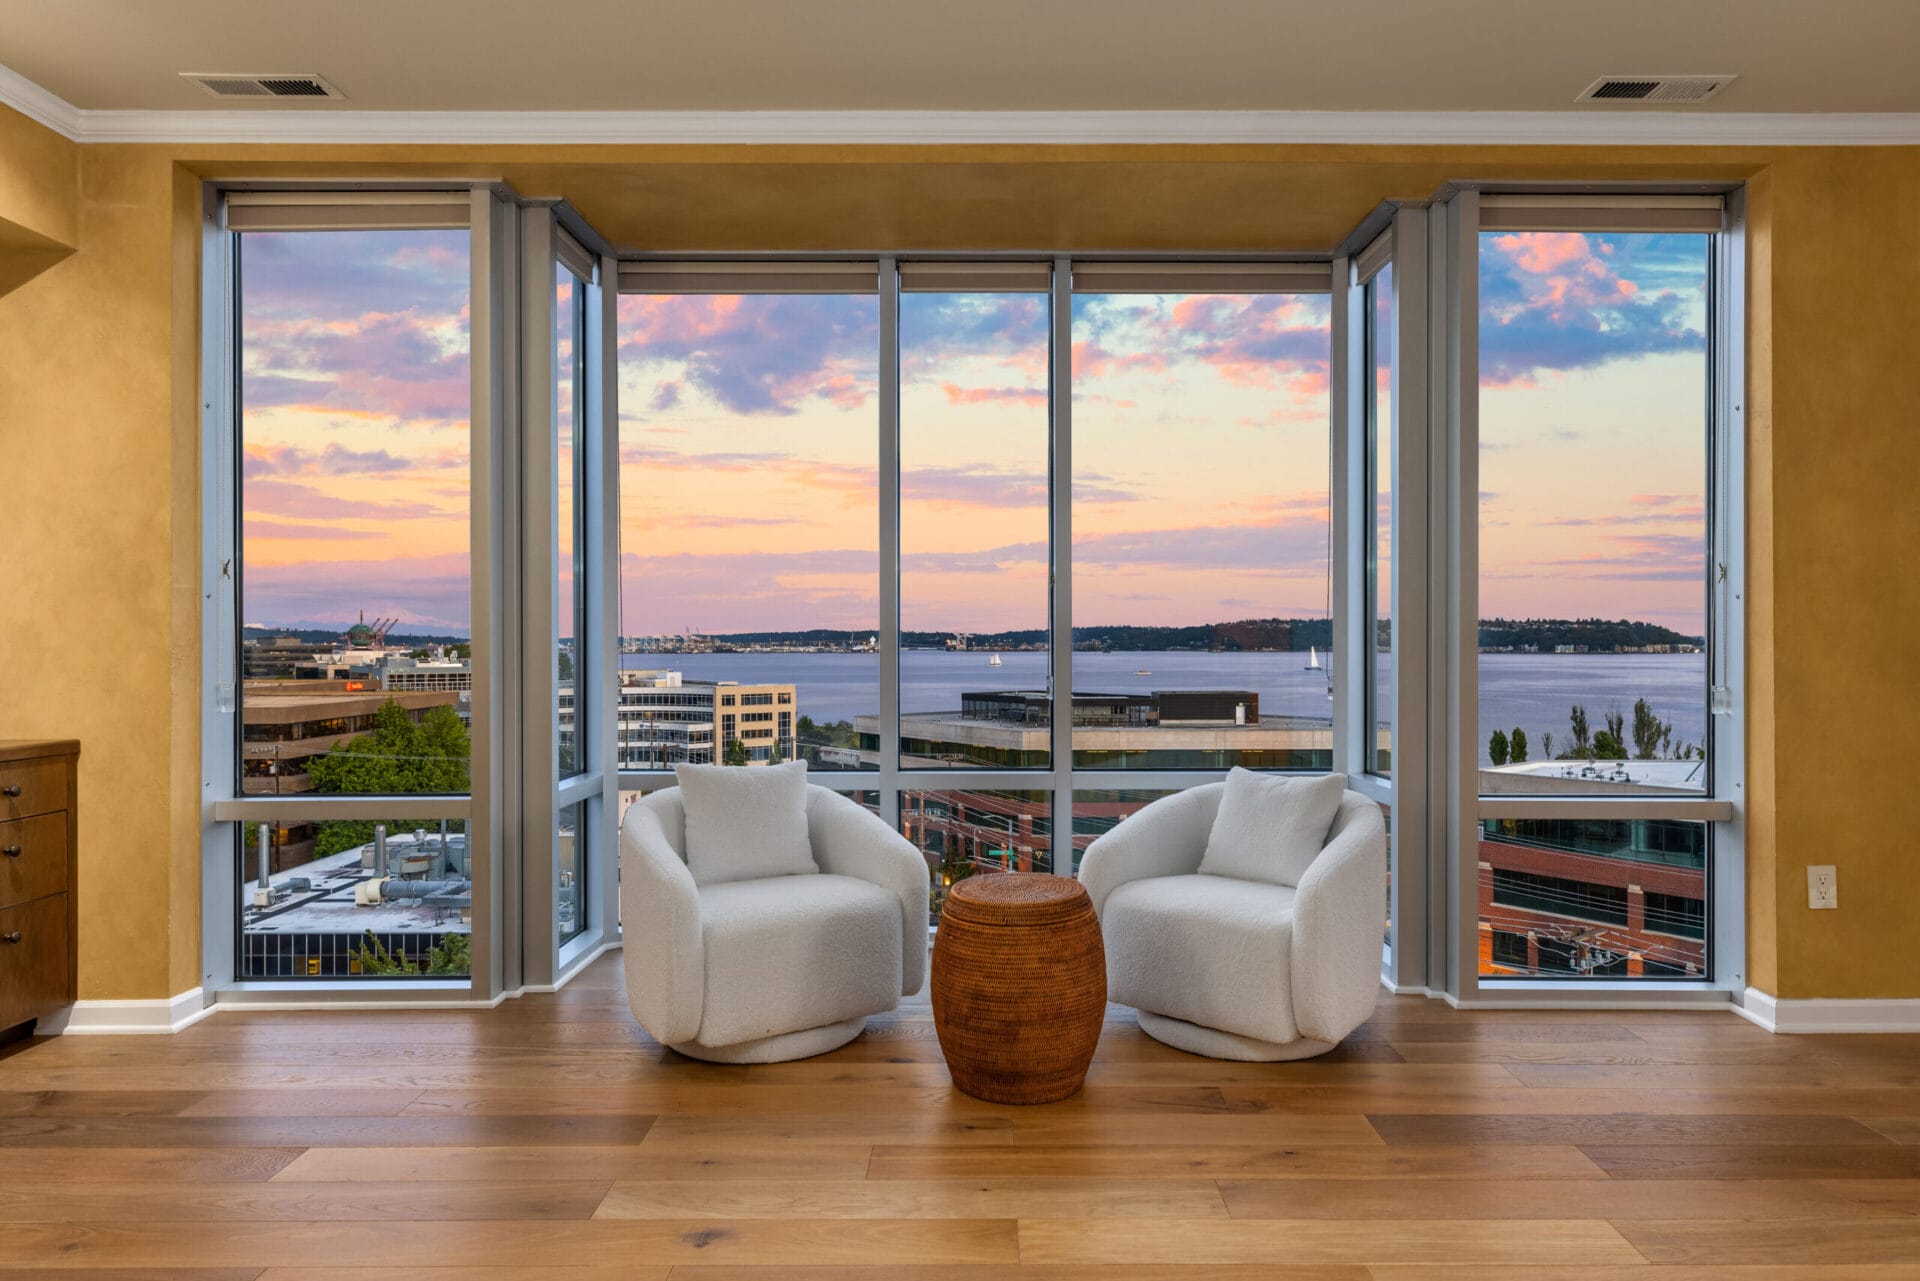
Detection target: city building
<box><xmin>859</xmin><ymin>689</ymin><xmax>1332</xmax><ymax>770</ymax></box>
<box><xmin>240</xmin><ymin>682</ymin><xmax>466</xmax><ymax>798</ymax></box>
<box><xmin>561</xmin><ymin>670</ymin><xmax>798</xmax><ymax>770</ymax></box>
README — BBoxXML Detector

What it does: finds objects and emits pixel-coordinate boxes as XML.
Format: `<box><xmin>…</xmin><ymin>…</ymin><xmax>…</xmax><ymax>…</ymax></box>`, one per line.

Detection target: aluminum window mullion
<box><xmin>212</xmin><ymin>797</ymin><xmax>474</xmax><ymax>824</ymax></box>
<box><xmin>878</xmin><ymin>257</ymin><xmax>902</xmax><ymax>828</ymax></box>
<box><xmin>1477</xmin><ymin>797</ymin><xmax>1734</xmax><ymax>822</ymax></box>
<box><xmin>199</xmin><ymin>192</ymin><xmax>240</xmax><ymax>997</ymax></box>
<box><xmin>1391</xmin><ymin>204</ymin><xmax>1433</xmax><ymax>995</ymax></box>
<box><xmin>1048</xmin><ymin>257</ymin><xmax>1074</xmax><ymax>874</ymax></box>
<box><xmin>591</xmin><ymin>250</ymin><xmax>622</xmax><ymax>946</ymax></box>
<box><xmin>1711</xmin><ymin>191</ymin><xmax>1750</xmax><ymax>997</ymax></box>
<box><xmin>517</xmin><ymin>206</ymin><xmax>561</xmax><ymax>990</ymax></box>
<box><xmin>1444</xmin><ymin>193</ymin><xmax>1481</xmax><ymax>1004</ymax></box>
<box><xmin>1330</xmin><ymin>255</ymin><xmax>1357</xmax><ymax>778</ymax></box>
<box><xmin>467</xmin><ymin>187</ymin><xmax>517</xmax><ymax>1002</ymax></box>
<box><xmin>555</xmin><ymin>770</ymin><xmax>602</xmax><ymax>810</ymax></box>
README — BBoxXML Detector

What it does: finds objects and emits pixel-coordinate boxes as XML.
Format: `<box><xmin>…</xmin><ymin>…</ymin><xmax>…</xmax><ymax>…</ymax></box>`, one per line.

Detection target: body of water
<box><xmin>621</xmin><ymin>649</ymin><xmax>1708</xmax><ymax>766</ymax></box>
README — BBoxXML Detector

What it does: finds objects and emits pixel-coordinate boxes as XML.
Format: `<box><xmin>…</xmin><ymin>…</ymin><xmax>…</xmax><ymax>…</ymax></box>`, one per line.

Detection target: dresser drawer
<box><xmin>0</xmin><ymin>812</ymin><xmax>68</xmax><ymax>910</ymax></box>
<box><xmin>0</xmin><ymin>756</ymin><xmax>68</xmax><ymax>822</ymax></box>
<box><xmin>0</xmin><ymin>895</ymin><xmax>69</xmax><ymax>1031</ymax></box>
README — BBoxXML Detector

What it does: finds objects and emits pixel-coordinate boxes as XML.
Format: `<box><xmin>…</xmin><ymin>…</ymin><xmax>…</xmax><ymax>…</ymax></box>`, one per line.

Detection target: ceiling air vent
<box><xmin>1577</xmin><ymin>75</ymin><xmax>1735</xmax><ymax>104</ymax></box>
<box><xmin>182</xmin><ymin>73</ymin><xmax>345</xmax><ymax>100</ymax></box>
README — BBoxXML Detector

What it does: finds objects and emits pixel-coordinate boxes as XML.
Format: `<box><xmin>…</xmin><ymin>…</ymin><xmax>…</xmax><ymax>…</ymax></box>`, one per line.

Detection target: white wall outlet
<box><xmin>1807</xmin><ymin>864</ymin><xmax>1838</xmax><ymax>910</ymax></box>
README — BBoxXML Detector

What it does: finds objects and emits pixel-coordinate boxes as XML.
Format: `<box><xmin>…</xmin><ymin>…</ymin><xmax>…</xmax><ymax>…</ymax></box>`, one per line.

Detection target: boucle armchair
<box><xmin>1079</xmin><ymin>783</ymin><xmax>1386</xmax><ymax>1061</ymax></box>
<box><xmin>620</xmin><ymin>784</ymin><xmax>929</xmax><ymax>1063</ymax></box>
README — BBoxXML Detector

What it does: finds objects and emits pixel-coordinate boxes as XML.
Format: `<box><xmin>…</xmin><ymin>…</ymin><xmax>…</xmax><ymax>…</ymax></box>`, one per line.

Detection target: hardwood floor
<box><xmin>1</xmin><ymin>954</ymin><xmax>1916</xmax><ymax>1278</ymax></box>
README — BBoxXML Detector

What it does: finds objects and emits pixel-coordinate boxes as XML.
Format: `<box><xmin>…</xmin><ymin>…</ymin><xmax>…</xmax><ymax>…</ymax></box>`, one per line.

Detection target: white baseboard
<box><xmin>40</xmin><ymin>987</ymin><xmax>216</xmax><ymax>1036</ymax></box>
<box><xmin>40</xmin><ymin>939</ymin><xmax>625</xmax><ymax>1032</ymax></box>
<box><xmin>1736</xmin><ymin>986</ymin><xmax>1920</xmax><ymax>1034</ymax></box>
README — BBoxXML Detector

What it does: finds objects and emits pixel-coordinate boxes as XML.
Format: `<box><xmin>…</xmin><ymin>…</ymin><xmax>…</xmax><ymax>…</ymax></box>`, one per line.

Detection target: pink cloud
<box><xmin>244</xmin><ymin>478</ymin><xmax>448</xmax><ymax>522</ymax></box>
<box><xmin>939</xmin><ymin>383</ymin><xmax>1048</xmax><ymax>407</ymax></box>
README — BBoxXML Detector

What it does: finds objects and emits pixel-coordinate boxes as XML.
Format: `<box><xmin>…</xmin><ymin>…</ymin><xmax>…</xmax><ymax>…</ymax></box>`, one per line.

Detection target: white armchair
<box><xmin>620</xmin><ymin>784</ymin><xmax>929</xmax><ymax>1063</ymax></box>
<box><xmin>1079</xmin><ymin>784</ymin><xmax>1386</xmax><ymax>1061</ymax></box>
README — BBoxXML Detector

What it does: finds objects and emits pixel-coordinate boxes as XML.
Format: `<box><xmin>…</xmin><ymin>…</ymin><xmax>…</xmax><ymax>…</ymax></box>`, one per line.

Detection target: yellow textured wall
<box><xmin>1742</xmin><ymin>169</ymin><xmax>1778</xmax><ymax>998</ymax></box>
<box><xmin>0</xmin><ymin>106</ymin><xmax>76</xmax><ymax>293</ymax></box>
<box><xmin>0</xmin><ymin>143</ymin><xmax>202</xmax><ymax>997</ymax></box>
<box><xmin>1757</xmin><ymin>152</ymin><xmax>1920</xmax><ymax>999</ymax></box>
<box><xmin>0</xmin><ymin>110</ymin><xmax>1914</xmax><ymax>1002</ymax></box>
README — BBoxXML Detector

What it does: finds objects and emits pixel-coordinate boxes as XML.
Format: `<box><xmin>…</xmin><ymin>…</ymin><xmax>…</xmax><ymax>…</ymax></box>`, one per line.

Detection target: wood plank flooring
<box><xmin>1</xmin><ymin>953</ymin><xmax>1916</xmax><ymax>1277</ymax></box>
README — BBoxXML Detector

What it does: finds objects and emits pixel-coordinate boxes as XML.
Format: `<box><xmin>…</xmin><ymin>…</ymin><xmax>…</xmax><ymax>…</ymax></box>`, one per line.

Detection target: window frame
<box><xmin>614</xmin><ymin>253</ymin><xmax>1339</xmax><ymax>875</ymax></box>
<box><xmin>203</xmin><ymin>186</ymin><xmax>508</xmax><ymax>1001</ymax></box>
<box><xmin>201</xmin><ymin>187</ymin><xmax>1745</xmax><ymax>1014</ymax></box>
<box><xmin>1441</xmin><ymin>186</ymin><xmax>1747</xmax><ymax>1007</ymax></box>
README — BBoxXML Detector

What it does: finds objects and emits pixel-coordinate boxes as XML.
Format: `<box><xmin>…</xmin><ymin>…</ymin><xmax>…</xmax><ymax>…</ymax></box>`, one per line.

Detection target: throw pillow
<box><xmin>674</xmin><ymin>758</ymin><xmax>817</xmax><ymax>885</ymax></box>
<box><xmin>1198</xmin><ymin>768</ymin><xmax>1346</xmax><ymax>887</ymax></box>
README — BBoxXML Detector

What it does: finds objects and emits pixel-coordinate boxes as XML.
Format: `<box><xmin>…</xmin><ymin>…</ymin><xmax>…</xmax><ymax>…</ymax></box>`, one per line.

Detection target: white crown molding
<box><xmin>5</xmin><ymin>64</ymin><xmax>1920</xmax><ymax>147</ymax></box>
<box><xmin>0</xmin><ymin>61</ymin><xmax>82</xmax><ymax>137</ymax></box>
<box><xmin>60</xmin><ymin>108</ymin><xmax>1920</xmax><ymax>148</ymax></box>
<box><xmin>39</xmin><ymin>987</ymin><xmax>216</xmax><ymax>1036</ymax></box>
<box><xmin>1737</xmin><ymin>986</ymin><xmax>1920</xmax><ymax>1034</ymax></box>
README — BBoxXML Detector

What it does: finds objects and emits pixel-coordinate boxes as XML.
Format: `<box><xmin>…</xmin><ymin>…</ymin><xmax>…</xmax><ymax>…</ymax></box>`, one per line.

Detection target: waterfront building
<box><xmin>563</xmin><ymin>670</ymin><xmax>799</xmax><ymax>769</ymax></box>
<box><xmin>856</xmin><ymin>689</ymin><xmax>1333</xmax><ymax>770</ymax></box>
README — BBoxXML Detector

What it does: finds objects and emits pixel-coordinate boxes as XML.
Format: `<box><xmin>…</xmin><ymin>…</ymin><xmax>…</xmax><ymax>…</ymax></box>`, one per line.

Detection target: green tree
<box><xmin>350</xmin><ymin>931</ymin><xmax>470</xmax><ymax>976</ymax></box>
<box><xmin>1509</xmin><ymin>727</ymin><xmax>1529</xmax><ymax>763</ymax></box>
<box><xmin>1631</xmin><ymin>697</ymin><xmax>1674</xmax><ymax>760</ymax></box>
<box><xmin>1593</xmin><ymin>707</ymin><xmax>1628</xmax><ymax>760</ymax></box>
<box><xmin>1564</xmin><ymin>705</ymin><xmax>1592</xmax><ymax>759</ymax></box>
<box><xmin>1488</xmin><ymin>728</ymin><xmax>1510</xmax><ymax>766</ymax></box>
<box><xmin>1541</xmin><ymin>731</ymin><xmax>1554</xmax><ymax>758</ymax></box>
<box><xmin>722</xmin><ymin>738</ymin><xmax>750</xmax><ymax>767</ymax></box>
<box><xmin>797</xmin><ymin>715</ymin><xmax>859</xmax><ymax>750</ymax></box>
<box><xmin>557</xmin><ymin>648</ymin><xmax>574</xmax><ymax>682</ymax></box>
<box><xmin>305</xmin><ymin>699</ymin><xmax>471</xmax><ymax>856</ymax></box>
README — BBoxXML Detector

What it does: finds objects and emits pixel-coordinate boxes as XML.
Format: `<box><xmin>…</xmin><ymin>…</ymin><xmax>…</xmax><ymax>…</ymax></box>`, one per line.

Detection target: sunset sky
<box><xmin>240</xmin><ymin>228</ymin><xmax>472</xmax><ymax>633</ymax></box>
<box><xmin>239</xmin><ymin>231</ymin><xmax>1708</xmax><ymax>641</ymax></box>
<box><xmin>1478</xmin><ymin>232</ymin><xmax>1709</xmax><ymax>636</ymax></box>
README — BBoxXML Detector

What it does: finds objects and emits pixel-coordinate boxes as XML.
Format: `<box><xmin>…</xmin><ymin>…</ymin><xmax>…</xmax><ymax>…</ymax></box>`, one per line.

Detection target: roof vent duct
<box><xmin>1578</xmin><ymin>75</ymin><xmax>1734</xmax><ymax>104</ymax></box>
<box><xmin>182</xmin><ymin>73</ymin><xmax>345</xmax><ymax>100</ymax></box>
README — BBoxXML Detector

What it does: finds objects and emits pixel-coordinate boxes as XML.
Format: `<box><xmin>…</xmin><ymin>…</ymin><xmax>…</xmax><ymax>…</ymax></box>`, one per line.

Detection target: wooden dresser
<box><xmin>0</xmin><ymin>740</ymin><xmax>78</xmax><ymax>1036</ymax></box>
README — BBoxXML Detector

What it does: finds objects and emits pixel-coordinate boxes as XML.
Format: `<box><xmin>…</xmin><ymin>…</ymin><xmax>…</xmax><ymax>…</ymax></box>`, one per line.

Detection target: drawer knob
<box><xmin>0</xmin><ymin>845</ymin><xmax>18</xmax><ymax>857</ymax></box>
<box><xmin>1</xmin><ymin>785</ymin><xmax>19</xmax><ymax>798</ymax></box>
<box><xmin>1</xmin><ymin>932</ymin><xmax>19</xmax><ymax>944</ymax></box>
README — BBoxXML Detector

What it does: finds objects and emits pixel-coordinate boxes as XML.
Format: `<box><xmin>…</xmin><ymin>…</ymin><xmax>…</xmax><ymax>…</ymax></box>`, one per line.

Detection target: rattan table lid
<box><xmin>941</xmin><ymin>873</ymin><xmax>1092</xmax><ymax>927</ymax></box>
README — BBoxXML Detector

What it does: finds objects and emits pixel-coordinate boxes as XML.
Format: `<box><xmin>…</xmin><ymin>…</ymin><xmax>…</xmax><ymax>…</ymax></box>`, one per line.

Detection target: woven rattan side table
<box><xmin>930</xmin><ymin>873</ymin><xmax>1106</xmax><ymax>1104</ymax></box>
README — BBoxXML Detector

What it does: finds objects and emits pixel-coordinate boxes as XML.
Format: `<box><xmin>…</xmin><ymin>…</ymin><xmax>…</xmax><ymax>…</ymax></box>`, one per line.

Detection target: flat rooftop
<box><xmin>242</xmin><ymin>833</ymin><xmax>470</xmax><ymax>936</ymax></box>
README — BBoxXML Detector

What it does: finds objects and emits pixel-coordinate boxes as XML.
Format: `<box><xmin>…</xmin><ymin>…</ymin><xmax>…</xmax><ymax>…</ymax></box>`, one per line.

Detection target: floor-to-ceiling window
<box><xmin>225</xmin><ymin>204</ymin><xmax>476</xmax><ymax>980</ymax></box>
<box><xmin>553</xmin><ymin>249</ymin><xmax>591</xmax><ymax>947</ymax></box>
<box><xmin>208</xmin><ymin>191</ymin><xmax>1740</xmax><ymax>1003</ymax></box>
<box><xmin>1069</xmin><ymin>266</ymin><xmax>1334</xmax><ymax>775</ymax></box>
<box><xmin>613</xmin><ymin>258</ymin><xmax>1337</xmax><ymax>894</ymax></box>
<box><xmin>1364</xmin><ymin>261</ymin><xmax>1396</xmax><ymax>777</ymax></box>
<box><xmin>896</xmin><ymin>265</ymin><xmax>1056</xmax><ymax>912</ymax></box>
<box><xmin>1473</xmin><ymin>197</ymin><xmax>1724</xmax><ymax>982</ymax></box>
<box><xmin>615</xmin><ymin>264</ymin><xmax>880</xmax><ymax>776</ymax></box>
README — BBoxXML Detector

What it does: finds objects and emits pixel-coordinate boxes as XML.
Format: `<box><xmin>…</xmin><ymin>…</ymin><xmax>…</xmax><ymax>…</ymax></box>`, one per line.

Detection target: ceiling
<box><xmin>1</xmin><ymin>0</ymin><xmax>1916</xmax><ymax>115</ymax></box>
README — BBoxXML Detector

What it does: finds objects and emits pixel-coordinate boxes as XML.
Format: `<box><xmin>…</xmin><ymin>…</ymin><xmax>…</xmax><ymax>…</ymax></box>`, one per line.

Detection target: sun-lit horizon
<box><xmin>239</xmin><ymin>236</ymin><xmax>1708</xmax><ymax>642</ymax></box>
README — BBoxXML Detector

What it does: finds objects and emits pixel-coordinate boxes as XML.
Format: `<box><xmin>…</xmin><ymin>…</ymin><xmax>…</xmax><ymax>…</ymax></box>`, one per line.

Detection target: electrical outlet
<box><xmin>1807</xmin><ymin>865</ymin><xmax>1838</xmax><ymax>910</ymax></box>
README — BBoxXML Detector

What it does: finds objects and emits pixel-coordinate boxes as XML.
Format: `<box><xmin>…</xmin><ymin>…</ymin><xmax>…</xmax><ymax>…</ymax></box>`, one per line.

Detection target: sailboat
<box><xmin>987</xmin><ymin>653</ymin><xmax>1002</xmax><ymax>666</ymax></box>
<box><xmin>1304</xmin><ymin>645</ymin><xmax>1323</xmax><ymax>672</ymax></box>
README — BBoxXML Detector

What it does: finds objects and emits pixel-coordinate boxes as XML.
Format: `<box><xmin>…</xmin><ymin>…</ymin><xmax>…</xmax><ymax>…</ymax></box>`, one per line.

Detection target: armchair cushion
<box><xmin>673</xmin><ymin>759</ymin><xmax>817</xmax><ymax>885</ymax></box>
<box><xmin>1103</xmin><ymin>873</ymin><xmax>1301</xmax><ymax>1045</ymax></box>
<box><xmin>692</xmin><ymin>873</ymin><xmax>903</xmax><ymax>1047</ymax></box>
<box><xmin>1198</xmin><ymin>768</ymin><xmax>1346</xmax><ymax>888</ymax></box>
